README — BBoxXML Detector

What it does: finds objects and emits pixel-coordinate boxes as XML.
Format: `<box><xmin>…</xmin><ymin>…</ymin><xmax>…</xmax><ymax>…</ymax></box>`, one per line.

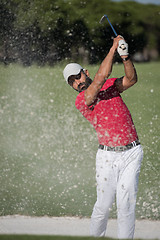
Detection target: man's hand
<box><xmin>117</xmin><ymin>39</ymin><xmax>129</xmax><ymax>56</ymax></box>
<box><xmin>112</xmin><ymin>35</ymin><xmax>123</xmax><ymax>51</ymax></box>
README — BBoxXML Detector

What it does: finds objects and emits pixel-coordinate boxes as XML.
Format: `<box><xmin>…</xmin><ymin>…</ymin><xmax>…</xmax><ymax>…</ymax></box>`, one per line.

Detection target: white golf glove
<box><xmin>117</xmin><ymin>39</ymin><xmax>129</xmax><ymax>56</ymax></box>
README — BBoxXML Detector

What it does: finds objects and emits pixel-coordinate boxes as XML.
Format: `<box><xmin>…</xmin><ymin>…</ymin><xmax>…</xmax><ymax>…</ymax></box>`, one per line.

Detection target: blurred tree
<box><xmin>0</xmin><ymin>1</ymin><xmax>15</xmax><ymax>64</ymax></box>
<box><xmin>0</xmin><ymin>0</ymin><xmax>160</xmax><ymax>65</ymax></box>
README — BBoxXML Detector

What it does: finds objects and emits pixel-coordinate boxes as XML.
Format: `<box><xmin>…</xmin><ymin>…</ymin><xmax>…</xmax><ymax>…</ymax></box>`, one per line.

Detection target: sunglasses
<box><xmin>68</xmin><ymin>71</ymin><xmax>82</xmax><ymax>86</ymax></box>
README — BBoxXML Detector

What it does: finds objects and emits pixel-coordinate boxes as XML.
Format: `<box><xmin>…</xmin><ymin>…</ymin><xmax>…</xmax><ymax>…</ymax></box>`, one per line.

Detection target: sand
<box><xmin>0</xmin><ymin>215</ymin><xmax>160</xmax><ymax>239</ymax></box>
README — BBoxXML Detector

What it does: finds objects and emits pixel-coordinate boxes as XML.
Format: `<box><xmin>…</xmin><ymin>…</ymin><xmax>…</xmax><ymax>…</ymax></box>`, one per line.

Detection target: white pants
<box><xmin>90</xmin><ymin>145</ymin><xmax>143</xmax><ymax>239</ymax></box>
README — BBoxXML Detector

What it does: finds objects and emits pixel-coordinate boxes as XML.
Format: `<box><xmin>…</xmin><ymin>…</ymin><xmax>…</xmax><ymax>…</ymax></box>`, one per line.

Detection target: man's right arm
<box><xmin>84</xmin><ymin>36</ymin><xmax>122</xmax><ymax>106</ymax></box>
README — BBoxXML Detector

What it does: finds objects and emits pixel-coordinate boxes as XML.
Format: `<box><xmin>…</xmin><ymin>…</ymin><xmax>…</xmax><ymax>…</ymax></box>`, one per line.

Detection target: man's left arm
<box><xmin>114</xmin><ymin>40</ymin><xmax>138</xmax><ymax>93</ymax></box>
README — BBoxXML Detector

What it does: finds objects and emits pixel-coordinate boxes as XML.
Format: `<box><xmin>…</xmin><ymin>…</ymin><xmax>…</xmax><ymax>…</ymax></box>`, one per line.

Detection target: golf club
<box><xmin>100</xmin><ymin>14</ymin><xmax>127</xmax><ymax>50</ymax></box>
<box><xmin>100</xmin><ymin>14</ymin><xmax>118</xmax><ymax>37</ymax></box>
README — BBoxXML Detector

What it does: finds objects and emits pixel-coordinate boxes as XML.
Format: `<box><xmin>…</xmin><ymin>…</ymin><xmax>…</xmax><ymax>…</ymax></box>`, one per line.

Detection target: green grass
<box><xmin>0</xmin><ymin>62</ymin><xmax>159</xmax><ymax>219</ymax></box>
<box><xmin>0</xmin><ymin>236</ymin><xmax>153</xmax><ymax>240</ymax></box>
<box><xmin>0</xmin><ymin>236</ymin><xmax>112</xmax><ymax>240</ymax></box>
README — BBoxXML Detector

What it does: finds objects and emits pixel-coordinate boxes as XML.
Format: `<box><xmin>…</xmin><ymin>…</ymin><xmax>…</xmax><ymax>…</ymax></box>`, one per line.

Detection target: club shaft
<box><xmin>104</xmin><ymin>15</ymin><xmax>117</xmax><ymax>37</ymax></box>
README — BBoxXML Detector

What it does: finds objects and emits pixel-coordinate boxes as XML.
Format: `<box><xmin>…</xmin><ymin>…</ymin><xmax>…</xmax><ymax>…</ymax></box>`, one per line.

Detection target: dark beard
<box><xmin>77</xmin><ymin>76</ymin><xmax>92</xmax><ymax>93</ymax></box>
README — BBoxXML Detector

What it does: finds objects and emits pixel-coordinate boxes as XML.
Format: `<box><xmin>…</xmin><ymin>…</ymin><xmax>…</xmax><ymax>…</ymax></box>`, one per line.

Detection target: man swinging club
<box><xmin>63</xmin><ymin>35</ymin><xmax>143</xmax><ymax>239</ymax></box>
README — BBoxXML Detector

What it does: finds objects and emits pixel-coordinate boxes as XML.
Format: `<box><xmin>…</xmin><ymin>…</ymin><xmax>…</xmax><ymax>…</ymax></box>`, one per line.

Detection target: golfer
<box><xmin>63</xmin><ymin>35</ymin><xmax>143</xmax><ymax>239</ymax></box>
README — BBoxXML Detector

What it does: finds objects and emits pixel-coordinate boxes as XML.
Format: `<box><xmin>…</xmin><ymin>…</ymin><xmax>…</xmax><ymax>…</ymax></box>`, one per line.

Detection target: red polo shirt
<box><xmin>75</xmin><ymin>78</ymin><xmax>138</xmax><ymax>147</ymax></box>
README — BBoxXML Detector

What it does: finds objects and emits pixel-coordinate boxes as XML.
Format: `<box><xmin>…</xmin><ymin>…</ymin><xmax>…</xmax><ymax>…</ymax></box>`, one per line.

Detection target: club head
<box><xmin>99</xmin><ymin>15</ymin><xmax>106</xmax><ymax>24</ymax></box>
<box><xmin>99</xmin><ymin>14</ymin><xmax>118</xmax><ymax>37</ymax></box>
